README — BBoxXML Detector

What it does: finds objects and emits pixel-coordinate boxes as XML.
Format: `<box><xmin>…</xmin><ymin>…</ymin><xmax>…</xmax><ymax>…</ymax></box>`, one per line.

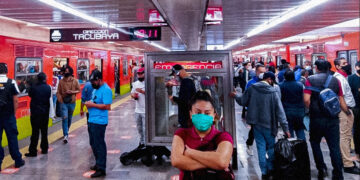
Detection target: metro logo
<box><xmin>154</xmin><ymin>62</ymin><xmax>222</xmax><ymax>70</ymax></box>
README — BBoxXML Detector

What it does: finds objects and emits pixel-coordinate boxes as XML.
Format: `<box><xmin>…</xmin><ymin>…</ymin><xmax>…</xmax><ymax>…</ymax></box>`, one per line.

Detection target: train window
<box><xmin>123</xmin><ymin>56</ymin><xmax>128</xmax><ymax>76</ymax></box>
<box><xmin>276</xmin><ymin>56</ymin><xmax>282</xmax><ymax>67</ymax></box>
<box><xmin>53</xmin><ymin>58</ymin><xmax>68</xmax><ymax>70</ymax></box>
<box><xmin>15</xmin><ymin>58</ymin><xmax>42</xmax><ymax>95</ymax></box>
<box><xmin>295</xmin><ymin>54</ymin><xmax>304</xmax><ymax>66</ymax></box>
<box><xmin>337</xmin><ymin>51</ymin><xmax>348</xmax><ymax>59</ymax></box>
<box><xmin>77</xmin><ymin>59</ymin><xmax>89</xmax><ymax>84</ymax></box>
<box><xmin>349</xmin><ymin>50</ymin><xmax>358</xmax><ymax>74</ymax></box>
<box><xmin>94</xmin><ymin>59</ymin><xmax>103</xmax><ymax>72</ymax></box>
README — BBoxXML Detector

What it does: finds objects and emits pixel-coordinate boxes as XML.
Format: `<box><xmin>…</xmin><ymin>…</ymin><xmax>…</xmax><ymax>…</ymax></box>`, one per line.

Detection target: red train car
<box><xmin>0</xmin><ymin>35</ymin><xmax>140</xmax><ymax>146</ymax></box>
<box><xmin>236</xmin><ymin>32</ymin><xmax>359</xmax><ymax>73</ymax></box>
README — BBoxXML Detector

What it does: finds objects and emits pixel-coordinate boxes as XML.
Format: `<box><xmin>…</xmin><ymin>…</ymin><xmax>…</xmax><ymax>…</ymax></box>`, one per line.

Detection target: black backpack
<box><xmin>0</xmin><ymin>79</ymin><xmax>12</xmax><ymax>107</ymax></box>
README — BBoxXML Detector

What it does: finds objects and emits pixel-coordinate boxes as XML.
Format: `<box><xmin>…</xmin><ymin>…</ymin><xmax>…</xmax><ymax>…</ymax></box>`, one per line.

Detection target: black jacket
<box><xmin>29</xmin><ymin>82</ymin><xmax>51</xmax><ymax>115</ymax></box>
<box><xmin>173</xmin><ymin>78</ymin><xmax>196</xmax><ymax>127</ymax></box>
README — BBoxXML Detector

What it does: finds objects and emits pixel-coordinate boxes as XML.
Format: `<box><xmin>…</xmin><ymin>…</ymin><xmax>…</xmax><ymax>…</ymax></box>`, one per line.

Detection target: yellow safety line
<box><xmin>1</xmin><ymin>96</ymin><xmax>131</xmax><ymax>170</ymax></box>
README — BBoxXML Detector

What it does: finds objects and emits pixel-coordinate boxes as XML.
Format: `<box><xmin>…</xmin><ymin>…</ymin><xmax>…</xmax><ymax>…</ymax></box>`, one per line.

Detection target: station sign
<box><xmin>50</xmin><ymin>27</ymin><xmax>161</xmax><ymax>42</ymax></box>
<box><xmin>205</xmin><ymin>7</ymin><xmax>223</xmax><ymax>22</ymax></box>
<box><xmin>153</xmin><ymin>61</ymin><xmax>223</xmax><ymax>70</ymax></box>
<box><xmin>148</xmin><ymin>9</ymin><xmax>167</xmax><ymax>26</ymax></box>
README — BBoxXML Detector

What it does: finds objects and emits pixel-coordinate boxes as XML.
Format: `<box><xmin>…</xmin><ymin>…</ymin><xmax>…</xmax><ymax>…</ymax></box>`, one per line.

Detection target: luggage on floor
<box><xmin>274</xmin><ymin>138</ymin><xmax>310</xmax><ymax>180</ymax></box>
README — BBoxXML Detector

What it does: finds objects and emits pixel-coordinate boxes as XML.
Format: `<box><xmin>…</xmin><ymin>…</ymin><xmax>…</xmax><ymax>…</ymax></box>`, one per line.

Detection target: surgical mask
<box><xmin>305</xmin><ymin>66</ymin><xmax>311</xmax><ymax>70</ymax></box>
<box><xmin>192</xmin><ymin>114</ymin><xmax>213</xmax><ymax>132</ymax></box>
<box><xmin>357</xmin><ymin>69</ymin><xmax>360</xmax><ymax>75</ymax></box>
<box><xmin>64</xmin><ymin>73</ymin><xmax>71</xmax><ymax>77</ymax></box>
<box><xmin>138</xmin><ymin>77</ymin><xmax>144</xmax><ymax>82</ymax></box>
<box><xmin>258</xmin><ymin>73</ymin><xmax>264</xmax><ymax>80</ymax></box>
<box><xmin>341</xmin><ymin>64</ymin><xmax>352</xmax><ymax>75</ymax></box>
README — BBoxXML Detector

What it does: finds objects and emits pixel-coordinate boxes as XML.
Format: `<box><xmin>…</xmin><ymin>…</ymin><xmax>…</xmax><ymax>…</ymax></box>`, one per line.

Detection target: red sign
<box><xmin>149</xmin><ymin>9</ymin><xmax>165</xmax><ymax>23</ymax></box>
<box><xmin>153</xmin><ymin>62</ymin><xmax>223</xmax><ymax>70</ymax></box>
<box><xmin>205</xmin><ymin>7</ymin><xmax>223</xmax><ymax>21</ymax></box>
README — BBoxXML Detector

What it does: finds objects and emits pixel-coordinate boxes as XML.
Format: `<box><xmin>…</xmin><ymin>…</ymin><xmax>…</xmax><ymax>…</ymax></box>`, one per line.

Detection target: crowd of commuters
<box><xmin>231</xmin><ymin>58</ymin><xmax>360</xmax><ymax>179</ymax></box>
<box><xmin>0</xmin><ymin>57</ymin><xmax>359</xmax><ymax>180</ymax></box>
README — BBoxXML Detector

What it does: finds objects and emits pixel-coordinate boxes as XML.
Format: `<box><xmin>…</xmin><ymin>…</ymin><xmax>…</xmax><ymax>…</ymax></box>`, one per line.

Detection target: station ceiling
<box><xmin>0</xmin><ymin>0</ymin><xmax>359</xmax><ymax>52</ymax></box>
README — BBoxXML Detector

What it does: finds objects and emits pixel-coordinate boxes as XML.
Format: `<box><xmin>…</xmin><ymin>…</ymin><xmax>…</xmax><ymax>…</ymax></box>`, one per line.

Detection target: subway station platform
<box><xmin>0</xmin><ymin>96</ymin><xmax>359</xmax><ymax>180</ymax></box>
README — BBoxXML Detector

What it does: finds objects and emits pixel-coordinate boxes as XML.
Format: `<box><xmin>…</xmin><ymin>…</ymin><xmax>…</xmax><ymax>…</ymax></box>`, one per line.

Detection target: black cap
<box><xmin>263</xmin><ymin>72</ymin><xmax>276</xmax><ymax>81</ymax></box>
<box><xmin>90</xmin><ymin>70</ymin><xmax>102</xmax><ymax>81</ymax></box>
<box><xmin>169</xmin><ymin>64</ymin><xmax>183</xmax><ymax>76</ymax></box>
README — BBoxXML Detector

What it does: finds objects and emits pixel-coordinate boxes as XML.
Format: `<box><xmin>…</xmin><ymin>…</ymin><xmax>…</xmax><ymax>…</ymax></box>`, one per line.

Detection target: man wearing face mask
<box><xmin>348</xmin><ymin>61</ymin><xmax>360</xmax><ymax>163</ymax></box>
<box><xmin>333</xmin><ymin>58</ymin><xmax>359</xmax><ymax>175</ymax></box>
<box><xmin>85</xmin><ymin>70</ymin><xmax>112</xmax><ymax>178</ymax></box>
<box><xmin>304</xmin><ymin>60</ymin><xmax>314</xmax><ymax>76</ymax></box>
<box><xmin>131</xmin><ymin>67</ymin><xmax>146</xmax><ymax>148</ymax></box>
<box><xmin>56</xmin><ymin>65</ymin><xmax>80</xmax><ymax>144</ymax></box>
<box><xmin>243</xmin><ymin>63</ymin><xmax>266</xmax><ymax>156</ymax></box>
<box><xmin>167</xmin><ymin>64</ymin><xmax>196</xmax><ymax>128</ymax></box>
<box><xmin>233</xmin><ymin>71</ymin><xmax>290</xmax><ymax>179</ymax></box>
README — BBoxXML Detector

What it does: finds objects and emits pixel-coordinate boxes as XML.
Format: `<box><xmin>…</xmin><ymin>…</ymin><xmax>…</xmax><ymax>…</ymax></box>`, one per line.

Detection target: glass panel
<box><xmin>123</xmin><ymin>57</ymin><xmax>128</xmax><ymax>76</ymax></box>
<box><xmin>154</xmin><ymin>75</ymin><xmax>224</xmax><ymax>136</ymax></box>
<box><xmin>95</xmin><ymin>59</ymin><xmax>102</xmax><ymax>72</ymax></box>
<box><xmin>77</xmin><ymin>59</ymin><xmax>89</xmax><ymax>84</ymax></box>
<box><xmin>350</xmin><ymin>52</ymin><xmax>358</xmax><ymax>74</ymax></box>
<box><xmin>53</xmin><ymin>58</ymin><xmax>68</xmax><ymax>70</ymax></box>
<box><xmin>15</xmin><ymin>58</ymin><xmax>42</xmax><ymax>96</ymax></box>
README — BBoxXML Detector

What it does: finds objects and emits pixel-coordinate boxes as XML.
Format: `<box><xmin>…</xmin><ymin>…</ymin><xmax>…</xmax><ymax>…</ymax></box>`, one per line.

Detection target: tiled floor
<box><xmin>0</xmin><ymin>98</ymin><xmax>359</xmax><ymax>179</ymax></box>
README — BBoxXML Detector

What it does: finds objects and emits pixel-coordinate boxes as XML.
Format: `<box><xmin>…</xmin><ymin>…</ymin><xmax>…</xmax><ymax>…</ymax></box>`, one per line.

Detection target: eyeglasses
<box><xmin>137</xmin><ymin>72</ymin><xmax>144</xmax><ymax>74</ymax></box>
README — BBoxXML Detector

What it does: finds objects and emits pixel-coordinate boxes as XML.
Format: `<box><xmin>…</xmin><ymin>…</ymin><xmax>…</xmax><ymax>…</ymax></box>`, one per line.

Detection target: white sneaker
<box><xmin>246</xmin><ymin>145</ymin><xmax>254</xmax><ymax>156</ymax></box>
<box><xmin>63</xmin><ymin>136</ymin><xmax>68</xmax><ymax>144</ymax></box>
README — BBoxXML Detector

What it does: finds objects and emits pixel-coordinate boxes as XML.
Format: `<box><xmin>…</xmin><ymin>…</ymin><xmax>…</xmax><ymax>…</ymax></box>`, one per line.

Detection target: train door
<box><xmin>94</xmin><ymin>58</ymin><xmax>103</xmax><ymax>74</ymax></box>
<box><xmin>295</xmin><ymin>54</ymin><xmax>304</xmax><ymax>66</ymax></box>
<box><xmin>349</xmin><ymin>50</ymin><xmax>358</xmax><ymax>74</ymax></box>
<box><xmin>114</xmin><ymin>58</ymin><xmax>120</xmax><ymax>95</ymax></box>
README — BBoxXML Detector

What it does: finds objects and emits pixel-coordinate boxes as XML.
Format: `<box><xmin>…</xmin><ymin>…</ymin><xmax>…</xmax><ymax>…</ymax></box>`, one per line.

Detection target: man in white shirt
<box><xmin>131</xmin><ymin>67</ymin><xmax>146</xmax><ymax>148</ymax></box>
<box><xmin>333</xmin><ymin>57</ymin><xmax>359</xmax><ymax>175</ymax></box>
<box><xmin>0</xmin><ymin>63</ymin><xmax>25</xmax><ymax>170</ymax></box>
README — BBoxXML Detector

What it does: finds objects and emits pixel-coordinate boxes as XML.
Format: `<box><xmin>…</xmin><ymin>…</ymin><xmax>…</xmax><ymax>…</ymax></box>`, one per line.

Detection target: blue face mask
<box><xmin>192</xmin><ymin>114</ymin><xmax>214</xmax><ymax>132</ymax></box>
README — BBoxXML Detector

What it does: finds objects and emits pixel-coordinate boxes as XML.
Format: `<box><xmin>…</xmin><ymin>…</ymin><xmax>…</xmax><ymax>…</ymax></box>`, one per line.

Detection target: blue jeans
<box><xmin>88</xmin><ymin>123</ymin><xmax>107</xmax><ymax>171</ymax></box>
<box><xmin>253</xmin><ymin>125</ymin><xmax>275</xmax><ymax>175</ymax></box>
<box><xmin>52</xmin><ymin>94</ymin><xmax>57</xmax><ymax>110</ymax></box>
<box><xmin>310</xmin><ymin>117</ymin><xmax>343</xmax><ymax>180</ymax></box>
<box><xmin>285</xmin><ymin>107</ymin><xmax>306</xmax><ymax>140</ymax></box>
<box><xmin>61</xmin><ymin>103</ymin><xmax>75</xmax><ymax>136</ymax></box>
<box><xmin>0</xmin><ymin>115</ymin><xmax>23</xmax><ymax>165</ymax></box>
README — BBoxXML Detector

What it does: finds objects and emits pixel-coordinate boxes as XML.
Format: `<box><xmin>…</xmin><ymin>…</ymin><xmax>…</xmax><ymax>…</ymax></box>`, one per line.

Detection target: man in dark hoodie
<box><xmin>167</xmin><ymin>64</ymin><xmax>196</xmax><ymax>128</ymax></box>
<box><xmin>231</xmin><ymin>71</ymin><xmax>290</xmax><ymax>179</ymax></box>
<box><xmin>25</xmin><ymin>72</ymin><xmax>51</xmax><ymax>157</ymax></box>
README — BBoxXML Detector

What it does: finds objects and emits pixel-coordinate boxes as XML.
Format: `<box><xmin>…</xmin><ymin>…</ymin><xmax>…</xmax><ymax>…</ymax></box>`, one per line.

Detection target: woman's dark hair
<box><xmin>65</xmin><ymin>65</ymin><xmax>74</xmax><ymax>75</ymax></box>
<box><xmin>268</xmin><ymin>66</ymin><xmax>276</xmax><ymax>74</ymax></box>
<box><xmin>284</xmin><ymin>70</ymin><xmax>295</xmax><ymax>81</ymax></box>
<box><xmin>189</xmin><ymin>91</ymin><xmax>215</xmax><ymax>111</ymax></box>
<box><xmin>37</xmin><ymin>72</ymin><xmax>47</xmax><ymax>83</ymax></box>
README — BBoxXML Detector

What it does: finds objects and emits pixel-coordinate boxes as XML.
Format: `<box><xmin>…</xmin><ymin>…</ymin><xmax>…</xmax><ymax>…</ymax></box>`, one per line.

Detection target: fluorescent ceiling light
<box><xmin>223</xmin><ymin>37</ymin><xmax>244</xmax><ymax>50</ymax></box>
<box><xmin>38</xmin><ymin>0</ymin><xmax>129</xmax><ymax>34</ymax></box>
<box><xmin>224</xmin><ymin>0</ymin><xmax>328</xmax><ymax>49</ymax></box>
<box><xmin>144</xmin><ymin>41</ymin><xmax>170</xmax><ymax>52</ymax></box>
<box><xmin>38</xmin><ymin>0</ymin><xmax>171</xmax><ymax>51</ymax></box>
<box><xmin>329</xmin><ymin>18</ymin><xmax>360</xmax><ymax>28</ymax></box>
<box><xmin>247</xmin><ymin>0</ymin><xmax>329</xmax><ymax>37</ymax></box>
